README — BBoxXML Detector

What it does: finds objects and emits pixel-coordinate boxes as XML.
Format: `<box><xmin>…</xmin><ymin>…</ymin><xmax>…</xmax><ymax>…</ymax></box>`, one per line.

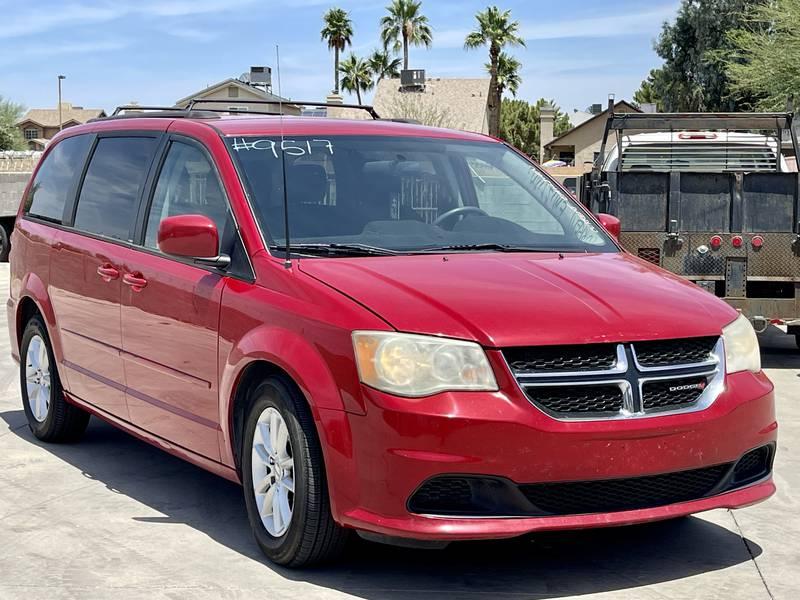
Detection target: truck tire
<box><xmin>0</xmin><ymin>222</ymin><xmax>9</xmax><ymax>262</ymax></box>
<box><xmin>241</xmin><ymin>377</ymin><xmax>349</xmax><ymax>567</ymax></box>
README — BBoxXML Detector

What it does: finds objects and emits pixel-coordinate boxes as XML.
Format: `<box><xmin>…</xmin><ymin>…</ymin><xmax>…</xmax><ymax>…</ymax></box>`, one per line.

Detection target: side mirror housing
<box><xmin>596</xmin><ymin>213</ymin><xmax>621</xmax><ymax>241</ymax></box>
<box><xmin>157</xmin><ymin>214</ymin><xmax>220</xmax><ymax>260</ymax></box>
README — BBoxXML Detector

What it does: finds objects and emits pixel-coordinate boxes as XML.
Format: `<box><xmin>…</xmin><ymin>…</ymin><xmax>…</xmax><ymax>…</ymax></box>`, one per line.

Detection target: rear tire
<box><xmin>20</xmin><ymin>315</ymin><xmax>90</xmax><ymax>442</ymax></box>
<box><xmin>241</xmin><ymin>377</ymin><xmax>349</xmax><ymax>567</ymax></box>
<box><xmin>795</xmin><ymin>334</ymin><xmax>800</xmax><ymax>350</ymax></box>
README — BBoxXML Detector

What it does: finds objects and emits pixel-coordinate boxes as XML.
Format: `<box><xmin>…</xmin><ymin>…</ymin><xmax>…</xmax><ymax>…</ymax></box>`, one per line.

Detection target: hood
<box><xmin>299</xmin><ymin>252</ymin><xmax>738</xmax><ymax>348</ymax></box>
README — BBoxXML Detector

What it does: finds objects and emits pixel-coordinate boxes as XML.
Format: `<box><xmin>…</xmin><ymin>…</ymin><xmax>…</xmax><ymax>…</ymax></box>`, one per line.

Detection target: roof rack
<box><xmin>185</xmin><ymin>98</ymin><xmax>381</xmax><ymax>119</ymax></box>
<box><xmin>607</xmin><ymin>111</ymin><xmax>795</xmax><ymax>132</ymax></box>
<box><xmin>94</xmin><ymin>99</ymin><xmax>382</xmax><ymax>123</ymax></box>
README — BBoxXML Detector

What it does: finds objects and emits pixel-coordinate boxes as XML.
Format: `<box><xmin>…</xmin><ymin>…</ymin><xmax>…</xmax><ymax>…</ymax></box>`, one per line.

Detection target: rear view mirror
<box><xmin>158</xmin><ymin>214</ymin><xmax>222</xmax><ymax>262</ymax></box>
<box><xmin>596</xmin><ymin>213</ymin><xmax>621</xmax><ymax>241</ymax></box>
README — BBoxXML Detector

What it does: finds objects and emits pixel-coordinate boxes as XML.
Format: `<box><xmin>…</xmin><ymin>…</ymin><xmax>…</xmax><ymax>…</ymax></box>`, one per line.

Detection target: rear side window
<box><xmin>24</xmin><ymin>134</ymin><xmax>92</xmax><ymax>224</ymax></box>
<box><xmin>74</xmin><ymin>137</ymin><xmax>157</xmax><ymax>240</ymax></box>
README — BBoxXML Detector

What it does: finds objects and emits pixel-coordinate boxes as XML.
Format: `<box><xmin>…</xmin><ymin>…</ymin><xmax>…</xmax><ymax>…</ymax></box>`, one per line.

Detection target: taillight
<box><xmin>710</xmin><ymin>235</ymin><xmax>722</xmax><ymax>250</ymax></box>
<box><xmin>732</xmin><ymin>235</ymin><xmax>743</xmax><ymax>249</ymax></box>
<box><xmin>751</xmin><ymin>235</ymin><xmax>764</xmax><ymax>249</ymax></box>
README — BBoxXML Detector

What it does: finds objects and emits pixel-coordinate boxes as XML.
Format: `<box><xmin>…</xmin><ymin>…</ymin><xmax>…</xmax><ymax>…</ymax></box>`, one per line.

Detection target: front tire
<box><xmin>241</xmin><ymin>377</ymin><xmax>349</xmax><ymax>567</ymax></box>
<box><xmin>20</xmin><ymin>315</ymin><xmax>90</xmax><ymax>442</ymax></box>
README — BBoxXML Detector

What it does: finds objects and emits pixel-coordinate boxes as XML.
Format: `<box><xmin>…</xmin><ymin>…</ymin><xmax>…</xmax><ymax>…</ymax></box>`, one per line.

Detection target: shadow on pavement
<box><xmin>1</xmin><ymin>408</ymin><xmax>762</xmax><ymax>599</ymax></box>
<box><xmin>759</xmin><ymin>326</ymin><xmax>800</xmax><ymax>370</ymax></box>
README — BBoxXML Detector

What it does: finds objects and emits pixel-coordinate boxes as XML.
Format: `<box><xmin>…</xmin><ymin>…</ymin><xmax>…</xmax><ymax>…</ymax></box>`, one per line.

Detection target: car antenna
<box><xmin>276</xmin><ymin>44</ymin><xmax>292</xmax><ymax>269</ymax></box>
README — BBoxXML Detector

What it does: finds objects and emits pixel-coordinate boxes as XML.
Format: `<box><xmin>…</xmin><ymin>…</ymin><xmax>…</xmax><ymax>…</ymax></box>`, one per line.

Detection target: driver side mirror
<box><xmin>596</xmin><ymin>213</ymin><xmax>621</xmax><ymax>241</ymax></box>
<box><xmin>157</xmin><ymin>214</ymin><xmax>230</xmax><ymax>267</ymax></box>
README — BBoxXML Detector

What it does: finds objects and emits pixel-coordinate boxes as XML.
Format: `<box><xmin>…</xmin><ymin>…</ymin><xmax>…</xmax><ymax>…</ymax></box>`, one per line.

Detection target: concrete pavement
<box><xmin>0</xmin><ymin>262</ymin><xmax>797</xmax><ymax>599</ymax></box>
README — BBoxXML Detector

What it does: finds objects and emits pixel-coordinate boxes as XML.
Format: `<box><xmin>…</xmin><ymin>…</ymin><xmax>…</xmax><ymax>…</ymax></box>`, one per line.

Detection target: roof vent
<box><xmin>400</xmin><ymin>69</ymin><xmax>425</xmax><ymax>91</ymax></box>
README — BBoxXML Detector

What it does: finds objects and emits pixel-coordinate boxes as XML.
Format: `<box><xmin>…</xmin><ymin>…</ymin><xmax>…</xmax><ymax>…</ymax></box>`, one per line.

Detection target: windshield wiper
<box><xmin>270</xmin><ymin>243</ymin><xmax>400</xmax><ymax>257</ymax></box>
<box><xmin>415</xmin><ymin>243</ymin><xmax>569</xmax><ymax>253</ymax></box>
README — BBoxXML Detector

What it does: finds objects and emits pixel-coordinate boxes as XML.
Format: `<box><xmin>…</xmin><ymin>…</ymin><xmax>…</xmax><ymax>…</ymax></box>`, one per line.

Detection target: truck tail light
<box><xmin>751</xmin><ymin>235</ymin><xmax>764</xmax><ymax>249</ymax></box>
<box><xmin>732</xmin><ymin>235</ymin><xmax>743</xmax><ymax>249</ymax></box>
<box><xmin>709</xmin><ymin>235</ymin><xmax>722</xmax><ymax>250</ymax></box>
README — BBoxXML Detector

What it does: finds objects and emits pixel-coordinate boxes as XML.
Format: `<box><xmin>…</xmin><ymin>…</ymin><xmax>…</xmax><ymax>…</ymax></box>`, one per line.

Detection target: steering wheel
<box><xmin>433</xmin><ymin>206</ymin><xmax>489</xmax><ymax>228</ymax></box>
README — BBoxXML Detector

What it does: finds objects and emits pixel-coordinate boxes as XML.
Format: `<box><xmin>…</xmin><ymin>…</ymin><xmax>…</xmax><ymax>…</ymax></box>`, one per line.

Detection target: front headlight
<box><xmin>722</xmin><ymin>313</ymin><xmax>761</xmax><ymax>374</ymax></box>
<box><xmin>352</xmin><ymin>331</ymin><xmax>498</xmax><ymax>397</ymax></box>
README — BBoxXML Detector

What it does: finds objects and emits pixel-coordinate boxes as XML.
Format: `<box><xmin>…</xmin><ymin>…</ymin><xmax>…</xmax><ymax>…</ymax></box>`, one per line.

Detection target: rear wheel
<box><xmin>20</xmin><ymin>315</ymin><xmax>90</xmax><ymax>442</ymax></box>
<box><xmin>795</xmin><ymin>334</ymin><xmax>800</xmax><ymax>350</ymax></box>
<box><xmin>0</xmin><ymin>222</ymin><xmax>10</xmax><ymax>262</ymax></box>
<box><xmin>241</xmin><ymin>377</ymin><xmax>349</xmax><ymax>567</ymax></box>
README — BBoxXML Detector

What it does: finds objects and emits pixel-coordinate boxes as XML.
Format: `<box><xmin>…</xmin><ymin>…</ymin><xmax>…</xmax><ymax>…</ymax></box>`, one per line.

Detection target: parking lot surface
<box><xmin>0</xmin><ymin>262</ymin><xmax>797</xmax><ymax>599</ymax></box>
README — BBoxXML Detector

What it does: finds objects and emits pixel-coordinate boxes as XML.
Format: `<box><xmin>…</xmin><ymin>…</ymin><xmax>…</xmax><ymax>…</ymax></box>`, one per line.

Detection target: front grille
<box><xmin>503</xmin><ymin>343</ymin><xmax>617</xmax><ymax>373</ymax></box>
<box><xmin>525</xmin><ymin>385</ymin><xmax>623</xmax><ymax>415</ymax></box>
<box><xmin>642</xmin><ymin>375</ymin><xmax>708</xmax><ymax>410</ymax></box>
<box><xmin>519</xmin><ymin>464</ymin><xmax>729</xmax><ymax>515</ymax></box>
<box><xmin>407</xmin><ymin>445</ymin><xmax>773</xmax><ymax>517</ymax></box>
<box><xmin>633</xmin><ymin>337</ymin><xmax>717</xmax><ymax>368</ymax></box>
<box><xmin>506</xmin><ymin>337</ymin><xmax>721</xmax><ymax>420</ymax></box>
<box><xmin>638</xmin><ymin>247</ymin><xmax>661</xmax><ymax>266</ymax></box>
<box><xmin>409</xmin><ymin>477</ymin><xmax>473</xmax><ymax>514</ymax></box>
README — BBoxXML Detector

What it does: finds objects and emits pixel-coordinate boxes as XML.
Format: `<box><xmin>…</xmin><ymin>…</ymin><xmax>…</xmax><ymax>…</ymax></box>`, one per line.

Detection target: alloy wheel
<box><xmin>25</xmin><ymin>334</ymin><xmax>51</xmax><ymax>422</ymax></box>
<box><xmin>251</xmin><ymin>406</ymin><xmax>295</xmax><ymax>537</ymax></box>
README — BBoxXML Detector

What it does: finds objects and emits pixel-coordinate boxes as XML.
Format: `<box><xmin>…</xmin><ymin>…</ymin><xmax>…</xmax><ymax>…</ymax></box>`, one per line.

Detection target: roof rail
<box><xmin>88</xmin><ymin>106</ymin><xmax>221</xmax><ymax>122</ymax></box>
<box><xmin>185</xmin><ymin>98</ymin><xmax>381</xmax><ymax>119</ymax></box>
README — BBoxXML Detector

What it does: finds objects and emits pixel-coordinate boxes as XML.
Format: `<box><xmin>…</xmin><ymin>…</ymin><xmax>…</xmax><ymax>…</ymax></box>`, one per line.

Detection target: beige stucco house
<box><xmin>328</xmin><ymin>77</ymin><xmax>490</xmax><ymax>134</ymax></box>
<box><xmin>544</xmin><ymin>100</ymin><xmax>640</xmax><ymax>171</ymax></box>
<box><xmin>175</xmin><ymin>78</ymin><xmax>300</xmax><ymax>115</ymax></box>
<box><xmin>16</xmin><ymin>103</ymin><xmax>106</xmax><ymax>150</ymax></box>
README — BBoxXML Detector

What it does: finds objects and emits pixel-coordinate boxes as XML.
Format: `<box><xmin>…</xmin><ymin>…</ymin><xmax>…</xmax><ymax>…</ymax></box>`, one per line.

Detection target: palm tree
<box><xmin>339</xmin><ymin>53</ymin><xmax>374</xmax><ymax>105</ymax></box>
<box><xmin>368</xmin><ymin>49</ymin><xmax>402</xmax><ymax>82</ymax></box>
<box><xmin>320</xmin><ymin>7</ymin><xmax>354</xmax><ymax>95</ymax></box>
<box><xmin>379</xmin><ymin>0</ymin><xmax>433</xmax><ymax>70</ymax></box>
<box><xmin>491</xmin><ymin>52</ymin><xmax>522</xmax><ymax>98</ymax></box>
<box><xmin>465</xmin><ymin>6</ymin><xmax>525</xmax><ymax>137</ymax></box>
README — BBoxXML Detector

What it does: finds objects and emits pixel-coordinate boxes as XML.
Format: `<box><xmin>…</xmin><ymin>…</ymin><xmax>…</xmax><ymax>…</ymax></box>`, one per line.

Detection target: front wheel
<box><xmin>241</xmin><ymin>377</ymin><xmax>349</xmax><ymax>567</ymax></box>
<box><xmin>20</xmin><ymin>315</ymin><xmax>90</xmax><ymax>442</ymax></box>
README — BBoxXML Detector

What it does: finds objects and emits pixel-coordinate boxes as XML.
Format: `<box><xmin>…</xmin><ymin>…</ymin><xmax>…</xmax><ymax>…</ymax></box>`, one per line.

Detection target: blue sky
<box><xmin>0</xmin><ymin>0</ymin><xmax>679</xmax><ymax>115</ymax></box>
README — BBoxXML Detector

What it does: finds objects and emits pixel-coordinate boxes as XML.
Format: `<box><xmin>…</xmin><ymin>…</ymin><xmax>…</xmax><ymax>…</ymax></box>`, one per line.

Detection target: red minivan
<box><xmin>8</xmin><ymin>109</ymin><xmax>776</xmax><ymax>567</ymax></box>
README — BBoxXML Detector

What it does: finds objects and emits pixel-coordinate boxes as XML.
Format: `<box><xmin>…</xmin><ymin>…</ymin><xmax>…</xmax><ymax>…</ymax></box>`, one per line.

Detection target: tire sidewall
<box><xmin>241</xmin><ymin>379</ymin><xmax>313</xmax><ymax>563</ymax></box>
<box><xmin>20</xmin><ymin>316</ymin><xmax>59</xmax><ymax>438</ymax></box>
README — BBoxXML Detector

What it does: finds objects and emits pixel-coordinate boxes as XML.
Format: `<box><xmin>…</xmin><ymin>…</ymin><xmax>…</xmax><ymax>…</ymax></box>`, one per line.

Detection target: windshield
<box><xmin>227</xmin><ymin>135</ymin><xmax>616</xmax><ymax>255</ymax></box>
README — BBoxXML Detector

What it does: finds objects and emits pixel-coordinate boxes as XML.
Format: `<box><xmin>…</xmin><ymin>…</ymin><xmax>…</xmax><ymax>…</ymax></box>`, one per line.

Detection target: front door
<box><xmin>51</xmin><ymin>134</ymin><xmax>160</xmax><ymax>419</ymax></box>
<box><xmin>121</xmin><ymin>139</ymin><xmax>235</xmax><ymax>460</ymax></box>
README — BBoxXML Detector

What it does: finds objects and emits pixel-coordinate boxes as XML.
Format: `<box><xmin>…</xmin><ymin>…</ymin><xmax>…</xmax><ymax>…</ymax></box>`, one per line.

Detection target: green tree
<box><xmin>632</xmin><ymin>69</ymin><xmax>665</xmax><ymax>111</ymax></box>
<box><xmin>0</xmin><ymin>95</ymin><xmax>25</xmax><ymax>151</ymax></box>
<box><xmin>465</xmin><ymin>6</ymin><xmax>525</xmax><ymax>137</ymax></box>
<box><xmin>321</xmin><ymin>7</ymin><xmax>354</xmax><ymax>95</ymax></box>
<box><xmin>724</xmin><ymin>0</ymin><xmax>800</xmax><ymax>110</ymax></box>
<box><xmin>647</xmin><ymin>0</ymin><xmax>763</xmax><ymax>112</ymax></box>
<box><xmin>379</xmin><ymin>0</ymin><xmax>433</xmax><ymax>70</ymax></box>
<box><xmin>339</xmin><ymin>53</ymin><xmax>374</xmax><ymax>105</ymax></box>
<box><xmin>368</xmin><ymin>49</ymin><xmax>402</xmax><ymax>82</ymax></box>
<box><xmin>491</xmin><ymin>52</ymin><xmax>522</xmax><ymax>97</ymax></box>
<box><xmin>500</xmin><ymin>98</ymin><xmax>571</xmax><ymax>161</ymax></box>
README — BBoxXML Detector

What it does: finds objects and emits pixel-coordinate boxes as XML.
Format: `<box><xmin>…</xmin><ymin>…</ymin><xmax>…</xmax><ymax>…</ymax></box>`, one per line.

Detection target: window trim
<box><xmin>130</xmin><ymin>133</ymin><xmax>254</xmax><ymax>281</ymax></box>
<box><xmin>67</xmin><ymin>131</ymin><xmax>163</xmax><ymax>242</ymax></box>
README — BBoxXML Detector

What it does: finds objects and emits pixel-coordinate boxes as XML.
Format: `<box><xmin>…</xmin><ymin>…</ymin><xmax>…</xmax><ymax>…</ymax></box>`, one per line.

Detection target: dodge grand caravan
<box><xmin>8</xmin><ymin>108</ymin><xmax>777</xmax><ymax>567</ymax></box>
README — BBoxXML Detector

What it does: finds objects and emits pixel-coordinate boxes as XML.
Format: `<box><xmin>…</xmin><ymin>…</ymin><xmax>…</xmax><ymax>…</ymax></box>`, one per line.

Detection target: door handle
<box><xmin>122</xmin><ymin>272</ymin><xmax>148</xmax><ymax>291</ymax></box>
<box><xmin>96</xmin><ymin>264</ymin><xmax>119</xmax><ymax>282</ymax></box>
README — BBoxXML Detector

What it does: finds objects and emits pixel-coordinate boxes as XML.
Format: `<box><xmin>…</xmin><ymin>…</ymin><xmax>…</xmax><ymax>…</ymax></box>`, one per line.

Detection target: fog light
<box><xmin>732</xmin><ymin>235</ymin><xmax>743</xmax><ymax>249</ymax></box>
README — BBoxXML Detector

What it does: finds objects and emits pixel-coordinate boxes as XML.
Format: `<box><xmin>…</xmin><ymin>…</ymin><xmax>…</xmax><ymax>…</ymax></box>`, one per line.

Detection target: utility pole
<box><xmin>57</xmin><ymin>75</ymin><xmax>66</xmax><ymax>131</ymax></box>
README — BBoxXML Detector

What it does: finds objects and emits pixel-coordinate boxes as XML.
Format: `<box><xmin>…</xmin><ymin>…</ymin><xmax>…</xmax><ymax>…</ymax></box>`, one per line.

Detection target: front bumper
<box><xmin>320</xmin><ymin>361</ymin><xmax>777</xmax><ymax>541</ymax></box>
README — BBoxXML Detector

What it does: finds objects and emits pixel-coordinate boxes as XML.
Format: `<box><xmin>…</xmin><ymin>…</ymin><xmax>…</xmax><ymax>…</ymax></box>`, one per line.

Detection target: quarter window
<box><xmin>144</xmin><ymin>141</ymin><xmax>231</xmax><ymax>250</ymax></box>
<box><xmin>74</xmin><ymin>137</ymin><xmax>157</xmax><ymax>240</ymax></box>
<box><xmin>24</xmin><ymin>134</ymin><xmax>92</xmax><ymax>224</ymax></box>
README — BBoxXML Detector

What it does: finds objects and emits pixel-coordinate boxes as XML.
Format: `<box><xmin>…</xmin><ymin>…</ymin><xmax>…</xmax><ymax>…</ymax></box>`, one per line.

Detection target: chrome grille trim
<box><xmin>508</xmin><ymin>338</ymin><xmax>725</xmax><ymax>422</ymax></box>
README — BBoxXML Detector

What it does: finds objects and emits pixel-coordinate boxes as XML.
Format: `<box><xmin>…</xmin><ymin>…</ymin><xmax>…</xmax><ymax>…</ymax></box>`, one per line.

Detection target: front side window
<box><xmin>227</xmin><ymin>135</ymin><xmax>615</xmax><ymax>255</ymax></box>
<box><xmin>144</xmin><ymin>141</ymin><xmax>231</xmax><ymax>250</ymax></box>
<box><xmin>74</xmin><ymin>137</ymin><xmax>157</xmax><ymax>240</ymax></box>
<box><xmin>24</xmin><ymin>134</ymin><xmax>92</xmax><ymax>224</ymax></box>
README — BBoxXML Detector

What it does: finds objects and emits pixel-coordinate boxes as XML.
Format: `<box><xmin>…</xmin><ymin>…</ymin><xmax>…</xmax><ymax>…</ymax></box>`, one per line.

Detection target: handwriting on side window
<box><xmin>231</xmin><ymin>138</ymin><xmax>334</xmax><ymax>157</ymax></box>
